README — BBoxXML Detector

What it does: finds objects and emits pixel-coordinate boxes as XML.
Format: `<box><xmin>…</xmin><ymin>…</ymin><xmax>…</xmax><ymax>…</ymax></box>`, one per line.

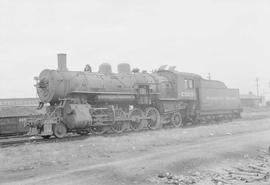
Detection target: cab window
<box><xmin>184</xmin><ymin>79</ymin><xmax>194</xmax><ymax>89</ymax></box>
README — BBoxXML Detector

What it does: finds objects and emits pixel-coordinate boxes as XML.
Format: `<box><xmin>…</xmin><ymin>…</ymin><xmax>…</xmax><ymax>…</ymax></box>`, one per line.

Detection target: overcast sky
<box><xmin>0</xmin><ymin>0</ymin><xmax>270</xmax><ymax>98</ymax></box>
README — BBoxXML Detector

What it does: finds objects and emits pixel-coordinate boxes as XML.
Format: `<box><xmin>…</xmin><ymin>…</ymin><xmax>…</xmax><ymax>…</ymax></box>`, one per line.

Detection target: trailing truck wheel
<box><xmin>145</xmin><ymin>107</ymin><xmax>161</xmax><ymax>129</ymax></box>
<box><xmin>53</xmin><ymin>123</ymin><xmax>67</xmax><ymax>138</ymax></box>
<box><xmin>111</xmin><ymin>109</ymin><xmax>126</xmax><ymax>133</ymax></box>
<box><xmin>129</xmin><ymin>108</ymin><xmax>144</xmax><ymax>131</ymax></box>
<box><xmin>171</xmin><ymin>112</ymin><xmax>183</xmax><ymax>128</ymax></box>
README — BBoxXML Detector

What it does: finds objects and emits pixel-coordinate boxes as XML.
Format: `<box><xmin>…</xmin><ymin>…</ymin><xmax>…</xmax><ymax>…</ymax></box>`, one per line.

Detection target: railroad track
<box><xmin>0</xmin><ymin>116</ymin><xmax>258</xmax><ymax>148</ymax></box>
<box><xmin>0</xmin><ymin>134</ymin><xmax>92</xmax><ymax>148</ymax></box>
<box><xmin>0</xmin><ymin>125</ymin><xmax>178</xmax><ymax>148</ymax></box>
<box><xmin>0</xmin><ymin>129</ymin><xmax>139</xmax><ymax>148</ymax></box>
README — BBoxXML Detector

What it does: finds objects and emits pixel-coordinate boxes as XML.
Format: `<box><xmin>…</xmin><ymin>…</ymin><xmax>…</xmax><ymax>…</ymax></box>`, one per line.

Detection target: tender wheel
<box><xmin>41</xmin><ymin>135</ymin><xmax>51</xmax><ymax>139</ymax></box>
<box><xmin>171</xmin><ymin>112</ymin><xmax>183</xmax><ymax>128</ymax></box>
<box><xmin>53</xmin><ymin>123</ymin><xmax>67</xmax><ymax>138</ymax></box>
<box><xmin>111</xmin><ymin>109</ymin><xmax>126</xmax><ymax>133</ymax></box>
<box><xmin>90</xmin><ymin>125</ymin><xmax>107</xmax><ymax>135</ymax></box>
<box><xmin>129</xmin><ymin>108</ymin><xmax>144</xmax><ymax>131</ymax></box>
<box><xmin>227</xmin><ymin>114</ymin><xmax>233</xmax><ymax>121</ymax></box>
<box><xmin>145</xmin><ymin>107</ymin><xmax>161</xmax><ymax>129</ymax></box>
<box><xmin>192</xmin><ymin>115</ymin><xmax>200</xmax><ymax>125</ymax></box>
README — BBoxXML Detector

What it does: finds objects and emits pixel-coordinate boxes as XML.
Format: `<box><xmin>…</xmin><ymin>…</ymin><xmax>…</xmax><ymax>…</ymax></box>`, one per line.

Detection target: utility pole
<box><xmin>256</xmin><ymin>77</ymin><xmax>259</xmax><ymax>97</ymax></box>
<box><xmin>207</xmin><ymin>73</ymin><xmax>211</xmax><ymax>80</ymax></box>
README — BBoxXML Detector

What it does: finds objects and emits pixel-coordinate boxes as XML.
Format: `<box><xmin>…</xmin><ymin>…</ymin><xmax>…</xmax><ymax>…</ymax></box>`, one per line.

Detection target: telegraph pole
<box><xmin>207</xmin><ymin>73</ymin><xmax>211</xmax><ymax>80</ymax></box>
<box><xmin>256</xmin><ymin>78</ymin><xmax>259</xmax><ymax>97</ymax></box>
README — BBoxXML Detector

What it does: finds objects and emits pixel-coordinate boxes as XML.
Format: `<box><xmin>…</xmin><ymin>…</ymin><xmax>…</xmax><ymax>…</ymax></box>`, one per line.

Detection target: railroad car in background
<box><xmin>0</xmin><ymin>106</ymin><xmax>43</xmax><ymax>136</ymax></box>
<box><xmin>27</xmin><ymin>54</ymin><xmax>241</xmax><ymax>138</ymax></box>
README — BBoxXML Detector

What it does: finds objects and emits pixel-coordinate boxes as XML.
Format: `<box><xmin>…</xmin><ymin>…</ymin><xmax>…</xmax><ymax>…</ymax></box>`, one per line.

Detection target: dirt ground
<box><xmin>1</xmin><ymin>108</ymin><xmax>270</xmax><ymax>185</ymax></box>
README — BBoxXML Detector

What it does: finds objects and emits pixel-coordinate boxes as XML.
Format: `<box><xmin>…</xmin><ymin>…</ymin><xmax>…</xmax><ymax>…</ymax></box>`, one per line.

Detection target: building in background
<box><xmin>263</xmin><ymin>91</ymin><xmax>270</xmax><ymax>106</ymax></box>
<box><xmin>240</xmin><ymin>93</ymin><xmax>263</xmax><ymax>107</ymax></box>
<box><xmin>0</xmin><ymin>98</ymin><xmax>39</xmax><ymax>107</ymax></box>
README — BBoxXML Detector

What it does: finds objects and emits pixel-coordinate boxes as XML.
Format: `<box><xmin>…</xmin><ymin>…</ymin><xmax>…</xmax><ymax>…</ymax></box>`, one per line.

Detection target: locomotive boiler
<box><xmin>28</xmin><ymin>54</ymin><xmax>242</xmax><ymax>138</ymax></box>
<box><xmin>37</xmin><ymin>54</ymin><xmax>160</xmax><ymax>104</ymax></box>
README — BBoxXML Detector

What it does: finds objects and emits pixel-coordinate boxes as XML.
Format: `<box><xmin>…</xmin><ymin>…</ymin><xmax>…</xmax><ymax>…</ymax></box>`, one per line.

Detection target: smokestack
<box><xmin>57</xmin><ymin>53</ymin><xmax>68</xmax><ymax>71</ymax></box>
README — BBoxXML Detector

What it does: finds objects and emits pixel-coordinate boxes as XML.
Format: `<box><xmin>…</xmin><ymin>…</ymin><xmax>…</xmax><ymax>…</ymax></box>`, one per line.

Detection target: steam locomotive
<box><xmin>28</xmin><ymin>54</ymin><xmax>242</xmax><ymax>138</ymax></box>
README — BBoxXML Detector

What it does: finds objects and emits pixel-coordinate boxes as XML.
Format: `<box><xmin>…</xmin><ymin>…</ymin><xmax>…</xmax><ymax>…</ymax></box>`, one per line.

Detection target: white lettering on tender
<box><xmin>180</xmin><ymin>91</ymin><xmax>194</xmax><ymax>97</ymax></box>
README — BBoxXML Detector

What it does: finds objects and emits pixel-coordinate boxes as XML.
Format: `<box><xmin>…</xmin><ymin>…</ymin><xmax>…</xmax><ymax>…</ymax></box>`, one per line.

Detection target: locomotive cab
<box><xmin>156</xmin><ymin>70</ymin><xmax>200</xmax><ymax>101</ymax></box>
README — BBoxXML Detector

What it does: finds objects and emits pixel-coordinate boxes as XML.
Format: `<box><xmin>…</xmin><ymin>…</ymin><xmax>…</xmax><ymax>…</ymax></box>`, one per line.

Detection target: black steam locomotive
<box><xmin>28</xmin><ymin>54</ymin><xmax>241</xmax><ymax>138</ymax></box>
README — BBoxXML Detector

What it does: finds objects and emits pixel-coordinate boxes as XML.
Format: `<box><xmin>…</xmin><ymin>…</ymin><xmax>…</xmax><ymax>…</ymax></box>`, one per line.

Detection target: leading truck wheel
<box><xmin>146</xmin><ymin>107</ymin><xmax>161</xmax><ymax>129</ymax></box>
<box><xmin>53</xmin><ymin>123</ymin><xmax>67</xmax><ymax>138</ymax></box>
<box><xmin>171</xmin><ymin>112</ymin><xmax>183</xmax><ymax>128</ymax></box>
